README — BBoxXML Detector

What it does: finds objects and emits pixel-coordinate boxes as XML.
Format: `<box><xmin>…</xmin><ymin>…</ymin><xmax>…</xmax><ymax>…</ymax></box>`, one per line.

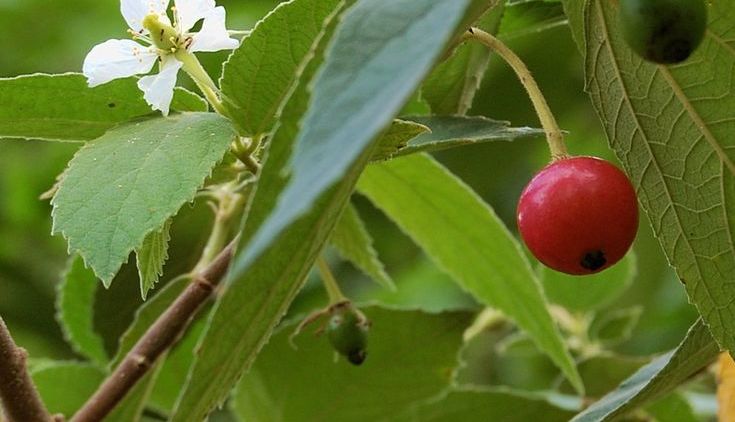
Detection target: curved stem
<box><xmin>316</xmin><ymin>257</ymin><xmax>346</xmax><ymax>304</ymax></box>
<box><xmin>465</xmin><ymin>27</ymin><xmax>568</xmax><ymax>160</ymax></box>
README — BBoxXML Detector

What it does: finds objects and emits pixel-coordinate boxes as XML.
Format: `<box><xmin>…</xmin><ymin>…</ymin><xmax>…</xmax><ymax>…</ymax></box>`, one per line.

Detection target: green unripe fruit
<box><xmin>327</xmin><ymin>309</ymin><xmax>368</xmax><ymax>365</ymax></box>
<box><xmin>618</xmin><ymin>0</ymin><xmax>707</xmax><ymax>64</ymax></box>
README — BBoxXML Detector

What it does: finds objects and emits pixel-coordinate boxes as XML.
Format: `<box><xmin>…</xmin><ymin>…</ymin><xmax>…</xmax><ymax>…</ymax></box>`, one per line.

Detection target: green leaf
<box><xmin>220</xmin><ymin>0</ymin><xmax>342</xmax><ymax>136</ymax></box>
<box><xmin>558</xmin><ymin>354</ymin><xmax>650</xmax><ymax>397</ymax></box>
<box><xmin>541</xmin><ymin>252</ymin><xmax>636</xmax><ymax>312</ymax></box>
<box><xmin>499</xmin><ymin>0</ymin><xmax>566</xmax><ymax>40</ymax></box>
<box><xmin>232</xmin><ymin>307</ymin><xmax>472</xmax><ymax>421</ymax></box>
<box><xmin>51</xmin><ymin>112</ymin><xmax>235</xmax><ymax>286</ymax></box>
<box><xmin>646</xmin><ymin>393</ymin><xmax>698</xmax><ymax>422</ymax></box>
<box><xmin>135</xmin><ymin>220</ymin><xmax>172</xmax><ymax>300</ymax></box>
<box><xmin>589</xmin><ymin>306</ymin><xmax>642</xmax><ymax>346</ymax></box>
<box><xmin>409</xmin><ymin>387</ymin><xmax>575</xmax><ymax>422</ymax></box>
<box><xmin>0</xmin><ymin>73</ymin><xmax>206</xmax><ymax>142</ymax></box>
<box><xmin>331</xmin><ymin>202</ymin><xmax>394</xmax><ymax>290</ymax></box>
<box><xmin>390</xmin><ymin>115</ymin><xmax>544</xmax><ymax>159</ymax></box>
<box><xmin>30</xmin><ymin>361</ymin><xmax>105</xmax><ymax>416</ymax></box>
<box><xmin>357</xmin><ymin>153</ymin><xmax>582</xmax><ymax>393</ymax></box>
<box><xmin>422</xmin><ymin>2</ymin><xmax>505</xmax><ymax>114</ymax></box>
<box><xmin>569</xmin><ymin>0</ymin><xmax>735</xmax><ymax>354</ymax></box>
<box><xmin>172</xmin><ymin>1</ymin><xmax>475</xmax><ymax>419</ymax></box>
<box><xmin>370</xmin><ymin>119</ymin><xmax>431</xmax><ymax>162</ymax></box>
<box><xmin>56</xmin><ymin>256</ymin><xmax>108</xmax><ymax>366</ymax></box>
<box><xmin>571</xmin><ymin>320</ymin><xmax>719</xmax><ymax>422</ymax></box>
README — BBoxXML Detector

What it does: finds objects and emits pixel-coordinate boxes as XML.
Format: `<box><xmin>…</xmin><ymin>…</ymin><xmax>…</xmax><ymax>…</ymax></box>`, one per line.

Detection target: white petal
<box><xmin>137</xmin><ymin>57</ymin><xmax>182</xmax><ymax>116</ymax></box>
<box><xmin>83</xmin><ymin>39</ymin><xmax>158</xmax><ymax>87</ymax></box>
<box><xmin>121</xmin><ymin>0</ymin><xmax>171</xmax><ymax>33</ymax></box>
<box><xmin>190</xmin><ymin>6</ymin><xmax>239</xmax><ymax>53</ymax></box>
<box><xmin>174</xmin><ymin>0</ymin><xmax>215</xmax><ymax>33</ymax></box>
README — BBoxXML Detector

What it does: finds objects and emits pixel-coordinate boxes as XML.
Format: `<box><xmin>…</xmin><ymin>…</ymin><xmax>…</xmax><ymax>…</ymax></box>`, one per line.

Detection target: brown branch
<box><xmin>71</xmin><ymin>238</ymin><xmax>238</xmax><ymax>422</ymax></box>
<box><xmin>0</xmin><ymin>318</ymin><xmax>52</xmax><ymax>422</ymax></box>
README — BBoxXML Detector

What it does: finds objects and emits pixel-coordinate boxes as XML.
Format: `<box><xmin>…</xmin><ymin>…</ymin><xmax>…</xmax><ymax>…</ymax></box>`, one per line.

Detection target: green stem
<box><xmin>175</xmin><ymin>50</ymin><xmax>229</xmax><ymax>117</ymax></box>
<box><xmin>317</xmin><ymin>257</ymin><xmax>347</xmax><ymax>304</ymax></box>
<box><xmin>193</xmin><ymin>185</ymin><xmax>244</xmax><ymax>273</ymax></box>
<box><xmin>465</xmin><ymin>27</ymin><xmax>569</xmax><ymax>161</ymax></box>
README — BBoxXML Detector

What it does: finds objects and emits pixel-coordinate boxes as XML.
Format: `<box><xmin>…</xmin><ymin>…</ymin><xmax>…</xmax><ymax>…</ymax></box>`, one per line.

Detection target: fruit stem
<box><xmin>317</xmin><ymin>257</ymin><xmax>347</xmax><ymax>304</ymax></box>
<box><xmin>465</xmin><ymin>27</ymin><xmax>569</xmax><ymax>160</ymax></box>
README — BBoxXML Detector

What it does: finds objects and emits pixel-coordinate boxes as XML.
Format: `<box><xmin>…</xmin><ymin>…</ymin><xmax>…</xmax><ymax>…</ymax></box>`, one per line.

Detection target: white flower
<box><xmin>83</xmin><ymin>0</ymin><xmax>239</xmax><ymax>115</ymax></box>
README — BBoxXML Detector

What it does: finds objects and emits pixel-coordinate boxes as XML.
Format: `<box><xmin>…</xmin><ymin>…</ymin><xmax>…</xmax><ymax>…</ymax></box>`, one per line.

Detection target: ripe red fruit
<box><xmin>517</xmin><ymin>156</ymin><xmax>638</xmax><ymax>275</ymax></box>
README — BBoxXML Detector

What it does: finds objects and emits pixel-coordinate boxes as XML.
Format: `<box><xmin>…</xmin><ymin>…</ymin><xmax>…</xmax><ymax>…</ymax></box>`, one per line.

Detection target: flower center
<box><xmin>142</xmin><ymin>13</ymin><xmax>181</xmax><ymax>51</ymax></box>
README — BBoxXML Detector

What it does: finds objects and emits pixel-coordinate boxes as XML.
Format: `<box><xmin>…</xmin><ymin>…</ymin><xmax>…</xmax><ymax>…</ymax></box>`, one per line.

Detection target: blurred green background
<box><xmin>0</xmin><ymin>0</ymin><xmax>697</xmax><ymax>402</ymax></box>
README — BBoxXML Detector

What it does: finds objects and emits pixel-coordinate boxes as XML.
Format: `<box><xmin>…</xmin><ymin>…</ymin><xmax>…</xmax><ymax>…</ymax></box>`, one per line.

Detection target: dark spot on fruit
<box><xmin>347</xmin><ymin>349</ymin><xmax>366</xmax><ymax>366</ymax></box>
<box><xmin>108</xmin><ymin>103</ymin><xmax>116</xmax><ymax>108</ymax></box>
<box><xmin>581</xmin><ymin>250</ymin><xmax>607</xmax><ymax>271</ymax></box>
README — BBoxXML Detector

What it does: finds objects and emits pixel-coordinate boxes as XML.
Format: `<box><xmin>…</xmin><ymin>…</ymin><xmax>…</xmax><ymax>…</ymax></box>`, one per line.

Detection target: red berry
<box><xmin>517</xmin><ymin>156</ymin><xmax>638</xmax><ymax>275</ymax></box>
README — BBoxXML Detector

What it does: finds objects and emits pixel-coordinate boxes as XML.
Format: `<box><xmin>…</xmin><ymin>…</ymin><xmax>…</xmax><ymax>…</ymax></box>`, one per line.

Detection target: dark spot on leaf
<box><xmin>581</xmin><ymin>250</ymin><xmax>606</xmax><ymax>271</ymax></box>
<box><xmin>108</xmin><ymin>103</ymin><xmax>116</xmax><ymax>108</ymax></box>
<box><xmin>347</xmin><ymin>349</ymin><xmax>367</xmax><ymax>366</ymax></box>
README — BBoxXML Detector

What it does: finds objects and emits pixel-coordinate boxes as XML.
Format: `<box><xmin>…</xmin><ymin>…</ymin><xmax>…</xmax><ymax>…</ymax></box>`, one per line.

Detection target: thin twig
<box><xmin>0</xmin><ymin>318</ymin><xmax>53</xmax><ymax>422</ymax></box>
<box><xmin>71</xmin><ymin>238</ymin><xmax>239</xmax><ymax>422</ymax></box>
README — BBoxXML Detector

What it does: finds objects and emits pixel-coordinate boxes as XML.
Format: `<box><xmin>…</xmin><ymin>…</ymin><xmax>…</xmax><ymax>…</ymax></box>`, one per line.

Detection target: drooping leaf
<box><xmin>135</xmin><ymin>220</ymin><xmax>172</xmax><ymax>300</ymax></box>
<box><xmin>56</xmin><ymin>255</ymin><xmax>108</xmax><ymax>366</ymax></box>
<box><xmin>0</xmin><ymin>73</ymin><xmax>206</xmax><ymax>142</ymax></box>
<box><xmin>357</xmin><ymin>153</ymin><xmax>582</xmax><ymax>393</ymax></box>
<box><xmin>30</xmin><ymin>361</ymin><xmax>105</xmax><ymax>416</ymax></box>
<box><xmin>220</xmin><ymin>0</ymin><xmax>342</xmax><ymax>136</ymax></box>
<box><xmin>409</xmin><ymin>387</ymin><xmax>575</xmax><ymax>422</ymax></box>
<box><xmin>566</xmin><ymin>0</ymin><xmax>735</xmax><ymax>354</ymax></box>
<box><xmin>232</xmin><ymin>307</ymin><xmax>472</xmax><ymax>421</ymax></box>
<box><xmin>51</xmin><ymin>112</ymin><xmax>235</xmax><ymax>286</ymax></box>
<box><xmin>171</xmin><ymin>0</ymin><xmax>475</xmax><ymax>419</ymax></box>
<box><xmin>422</xmin><ymin>1</ymin><xmax>505</xmax><ymax>115</ymax></box>
<box><xmin>331</xmin><ymin>202</ymin><xmax>394</xmax><ymax>290</ymax></box>
<box><xmin>541</xmin><ymin>252</ymin><xmax>636</xmax><ymax>312</ymax></box>
<box><xmin>571</xmin><ymin>320</ymin><xmax>719</xmax><ymax>422</ymax></box>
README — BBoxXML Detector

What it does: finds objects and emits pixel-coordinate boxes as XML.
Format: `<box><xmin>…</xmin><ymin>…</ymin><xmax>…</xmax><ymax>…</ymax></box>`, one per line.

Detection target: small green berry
<box><xmin>327</xmin><ymin>308</ymin><xmax>368</xmax><ymax>365</ymax></box>
<box><xmin>618</xmin><ymin>0</ymin><xmax>707</xmax><ymax>64</ymax></box>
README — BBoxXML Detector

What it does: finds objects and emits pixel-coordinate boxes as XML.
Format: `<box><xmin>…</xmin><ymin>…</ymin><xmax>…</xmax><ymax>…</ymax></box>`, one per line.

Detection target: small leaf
<box><xmin>135</xmin><ymin>220</ymin><xmax>172</xmax><ymax>299</ymax></box>
<box><xmin>331</xmin><ymin>202</ymin><xmax>394</xmax><ymax>290</ymax></box>
<box><xmin>571</xmin><ymin>319</ymin><xmax>719</xmax><ymax>422</ymax></box>
<box><xmin>357</xmin><ymin>153</ymin><xmax>582</xmax><ymax>393</ymax></box>
<box><xmin>231</xmin><ymin>307</ymin><xmax>472</xmax><ymax>421</ymax></box>
<box><xmin>51</xmin><ymin>112</ymin><xmax>235</xmax><ymax>286</ymax></box>
<box><xmin>0</xmin><ymin>73</ymin><xmax>206</xmax><ymax>142</ymax></box>
<box><xmin>220</xmin><ymin>0</ymin><xmax>343</xmax><ymax>136</ymax></box>
<box><xmin>387</xmin><ymin>115</ymin><xmax>543</xmax><ymax>159</ymax></box>
<box><xmin>370</xmin><ymin>119</ymin><xmax>430</xmax><ymax>162</ymax></box>
<box><xmin>410</xmin><ymin>387</ymin><xmax>575</xmax><ymax>422</ymax></box>
<box><xmin>589</xmin><ymin>306</ymin><xmax>642</xmax><ymax>346</ymax></box>
<box><xmin>30</xmin><ymin>361</ymin><xmax>105</xmax><ymax>416</ymax></box>
<box><xmin>541</xmin><ymin>252</ymin><xmax>636</xmax><ymax>312</ymax></box>
<box><xmin>56</xmin><ymin>256</ymin><xmax>108</xmax><ymax>365</ymax></box>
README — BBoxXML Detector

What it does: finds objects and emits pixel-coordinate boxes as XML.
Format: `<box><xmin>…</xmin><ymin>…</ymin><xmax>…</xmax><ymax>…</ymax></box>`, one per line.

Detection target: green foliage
<box><xmin>568</xmin><ymin>0</ymin><xmax>735</xmax><ymax>355</ymax></box>
<box><xmin>220</xmin><ymin>0</ymin><xmax>342</xmax><ymax>136</ymax></box>
<box><xmin>589</xmin><ymin>306</ymin><xmax>642</xmax><ymax>346</ymax></box>
<box><xmin>331</xmin><ymin>203</ymin><xmax>395</xmax><ymax>290</ymax></box>
<box><xmin>0</xmin><ymin>74</ymin><xmax>206</xmax><ymax>142</ymax></box>
<box><xmin>135</xmin><ymin>220</ymin><xmax>172</xmax><ymax>300</ymax></box>
<box><xmin>571</xmin><ymin>320</ymin><xmax>719</xmax><ymax>421</ymax></box>
<box><xmin>540</xmin><ymin>252</ymin><xmax>636</xmax><ymax>312</ymax></box>
<box><xmin>31</xmin><ymin>361</ymin><xmax>105</xmax><ymax>416</ymax></box>
<box><xmin>51</xmin><ymin>113</ymin><xmax>234</xmax><ymax>287</ymax></box>
<box><xmin>232</xmin><ymin>307</ymin><xmax>472</xmax><ymax>421</ymax></box>
<box><xmin>357</xmin><ymin>153</ymin><xmax>582</xmax><ymax>393</ymax></box>
<box><xmin>56</xmin><ymin>256</ymin><xmax>108</xmax><ymax>366</ymax></box>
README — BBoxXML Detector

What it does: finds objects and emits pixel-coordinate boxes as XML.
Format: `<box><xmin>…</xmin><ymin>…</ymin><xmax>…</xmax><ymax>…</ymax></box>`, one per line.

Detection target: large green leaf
<box><xmin>567</xmin><ymin>0</ymin><xmax>735</xmax><ymax>354</ymax></box>
<box><xmin>409</xmin><ymin>387</ymin><xmax>575</xmax><ymax>422</ymax></box>
<box><xmin>31</xmin><ymin>361</ymin><xmax>105</xmax><ymax>417</ymax></box>
<box><xmin>56</xmin><ymin>256</ymin><xmax>108</xmax><ymax>366</ymax></box>
<box><xmin>331</xmin><ymin>202</ymin><xmax>394</xmax><ymax>290</ymax></box>
<box><xmin>51</xmin><ymin>112</ymin><xmax>234</xmax><ymax>286</ymax></box>
<box><xmin>421</xmin><ymin>1</ymin><xmax>505</xmax><ymax>115</ymax></box>
<box><xmin>357</xmin><ymin>153</ymin><xmax>583</xmax><ymax>393</ymax></box>
<box><xmin>541</xmin><ymin>252</ymin><xmax>636</xmax><ymax>312</ymax></box>
<box><xmin>220</xmin><ymin>0</ymin><xmax>342</xmax><ymax>136</ymax></box>
<box><xmin>232</xmin><ymin>307</ymin><xmax>472</xmax><ymax>421</ymax></box>
<box><xmin>571</xmin><ymin>320</ymin><xmax>719</xmax><ymax>421</ymax></box>
<box><xmin>0</xmin><ymin>73</ymin><xmax>206</xmax><ymax>142</ymax></box>
<box><xmin>171</xmin><ymin>1</ymin><xmax>475</xmax><ymax>419</ymax></box>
